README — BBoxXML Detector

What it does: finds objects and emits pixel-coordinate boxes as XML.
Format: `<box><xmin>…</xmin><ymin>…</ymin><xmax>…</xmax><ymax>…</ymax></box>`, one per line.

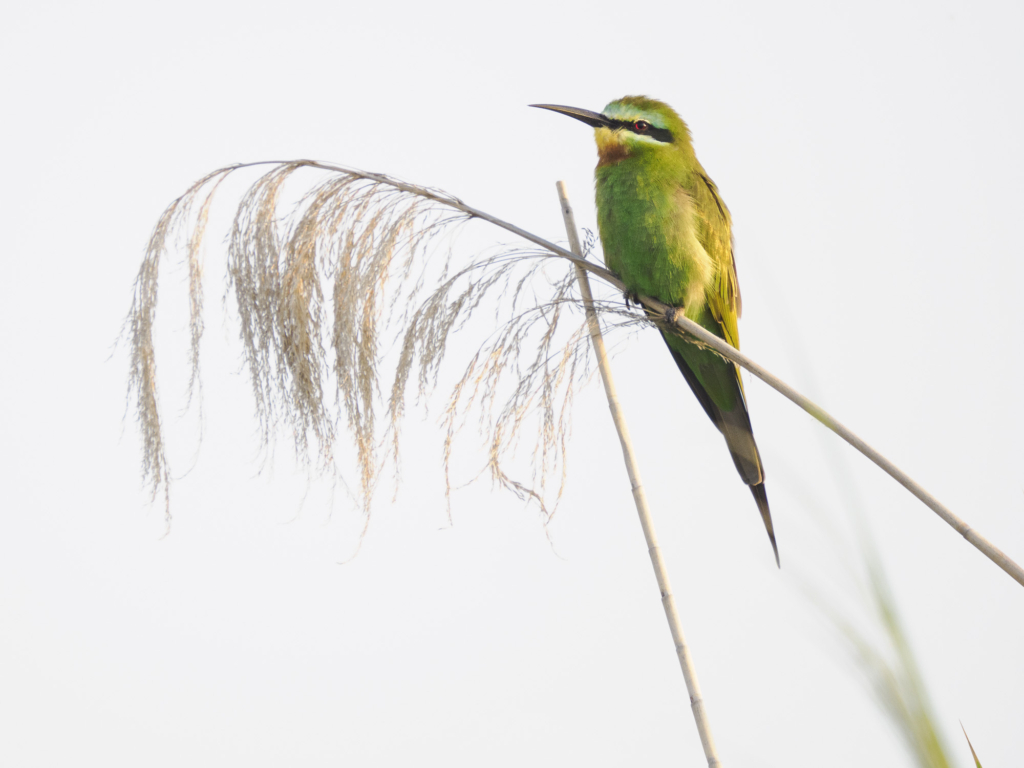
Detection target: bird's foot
<box><xmin>623</xmin><ymin>290</ymin><xmax>641</xmax><ymax>309</ymax></box>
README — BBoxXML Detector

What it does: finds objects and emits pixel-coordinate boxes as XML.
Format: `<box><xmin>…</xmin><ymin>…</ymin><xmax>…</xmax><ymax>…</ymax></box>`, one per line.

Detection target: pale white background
<box><xmin>1</xmin><ymin>1</ymin><xmax>1021</xmax><ymax>766</ymax></box>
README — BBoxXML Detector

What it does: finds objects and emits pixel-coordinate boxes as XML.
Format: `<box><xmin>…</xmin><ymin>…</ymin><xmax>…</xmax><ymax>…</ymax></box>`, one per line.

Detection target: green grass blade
<box><xmin>960</xmin><ymin>723</ymin><xmax>983</xmax><ymax>768</ymax></box>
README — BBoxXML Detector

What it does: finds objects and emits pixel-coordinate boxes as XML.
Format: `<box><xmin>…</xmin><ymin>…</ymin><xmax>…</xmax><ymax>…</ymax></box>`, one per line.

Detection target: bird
<box><xmin>531</xmin><ymin>96</ymin><xmax>779</xmax><ymax>566</ymax></box>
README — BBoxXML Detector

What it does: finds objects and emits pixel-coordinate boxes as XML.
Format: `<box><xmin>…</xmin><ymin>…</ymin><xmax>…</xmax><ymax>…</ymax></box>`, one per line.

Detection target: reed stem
<box><xmin>557</xmin><ymin>181</ymin><xmax>722</xmax><ymax>767</ymax></box>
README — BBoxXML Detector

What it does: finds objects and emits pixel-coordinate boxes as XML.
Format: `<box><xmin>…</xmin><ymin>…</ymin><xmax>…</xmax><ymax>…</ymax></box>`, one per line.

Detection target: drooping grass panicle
<box><xmin>443</xmin><ymin>271</ymin><xmax>591</xmax><ymax>521</ymax></box>
<box><xmin>125</xmin><ymin>160</ymin><xmax>618</xmax><ymax>525</ymax></box>
<box><xmin>125</xmin><ymin>165</ymin><xmax>238</xmax><ymax>518</ymax></box>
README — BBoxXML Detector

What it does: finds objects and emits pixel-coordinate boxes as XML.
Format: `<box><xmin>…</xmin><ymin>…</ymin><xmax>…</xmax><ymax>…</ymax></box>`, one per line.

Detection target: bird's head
<box><xmin>531</xmin><ymin>96</ymin><xmax>691</xmax><ymax>166</ymax></box>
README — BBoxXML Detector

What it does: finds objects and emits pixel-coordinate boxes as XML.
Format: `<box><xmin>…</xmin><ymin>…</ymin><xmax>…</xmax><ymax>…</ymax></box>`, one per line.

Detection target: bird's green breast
<box><xmin>595</xmin><ymin>158</ymin><xmax>716</xmax><ymax>318</ymax></box>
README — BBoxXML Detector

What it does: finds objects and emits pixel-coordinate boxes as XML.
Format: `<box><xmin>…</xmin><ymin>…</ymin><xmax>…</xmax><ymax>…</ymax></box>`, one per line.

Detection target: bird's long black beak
<box><xmin>529</xmin><ymin>104</ymin><xmax>612</xmax><ymax>128</ymax></box>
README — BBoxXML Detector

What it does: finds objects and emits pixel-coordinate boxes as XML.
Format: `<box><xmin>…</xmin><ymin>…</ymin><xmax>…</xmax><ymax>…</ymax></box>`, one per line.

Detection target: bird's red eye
<box><xmin>634</xmin><ymin>120</ymin><xmax>650</xmax><ymax>132</ymax></box>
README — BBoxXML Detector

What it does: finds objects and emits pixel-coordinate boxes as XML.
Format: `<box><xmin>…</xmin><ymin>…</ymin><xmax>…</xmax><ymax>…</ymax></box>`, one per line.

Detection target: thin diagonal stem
<box><xmin>145</xmin><ymin>160</ymin><xmax>1024</xmax><ymax>589</ymax></box>
<box><xmin>652</xmin><ymin>306</ymin><xmax>1024</xmax><ymax>589</ymax></box>
<box><xmin>341</xmin><ymin>160</ymin><xmax>1019</xmax><ymax>589</ymax></box>
<box><xmin>557</xmin><ymin>181</ymin><xmax>722</xmax><ymax>767</ymax></box>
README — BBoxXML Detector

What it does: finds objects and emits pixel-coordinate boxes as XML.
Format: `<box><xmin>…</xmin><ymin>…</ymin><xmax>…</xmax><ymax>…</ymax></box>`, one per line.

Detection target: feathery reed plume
<box><xmin>125</xmin><ymin>161</ymin><xmax>645</xmax><ymax>524</ymax></box>
<box><xmin>125</xmin><ymin>167</ymin><xmax>235</xmax><ymax>519</ymax></box>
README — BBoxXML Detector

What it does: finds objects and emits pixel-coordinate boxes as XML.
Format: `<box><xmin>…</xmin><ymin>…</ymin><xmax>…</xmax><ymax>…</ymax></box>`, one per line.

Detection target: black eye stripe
<box><xmin>608</xmin><ymin>118</ymin><xmax>673</xmax><ymax>143</ymax></box>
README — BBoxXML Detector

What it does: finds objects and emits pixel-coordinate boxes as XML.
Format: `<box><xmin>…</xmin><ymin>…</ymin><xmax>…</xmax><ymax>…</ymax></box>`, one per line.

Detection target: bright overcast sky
<box><xmin>1</xmin><ymin>1</ymin><xmax>1022</xmax><ymax>766</ymax></box>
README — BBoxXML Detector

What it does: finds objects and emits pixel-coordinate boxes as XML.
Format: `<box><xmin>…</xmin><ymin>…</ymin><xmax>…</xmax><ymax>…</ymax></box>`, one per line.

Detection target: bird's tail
<box><xmin>750</xmin><ymin>482</ymin><xmax>779</xmax><ymax>568</ymax></box>
<box><xmin>663</xmin><ymin>335</ymin><xmax>780</xmax><ymax>566</ymax></box>
<box><xmin>719</xmin><ymin>399</ymin><xmax>781</xmax><ymax>568</ymax></box>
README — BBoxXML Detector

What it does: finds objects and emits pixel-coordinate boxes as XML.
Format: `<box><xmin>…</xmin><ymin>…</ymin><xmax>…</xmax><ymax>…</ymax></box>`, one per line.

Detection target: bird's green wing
<box><xmin>694</xmin><ymin>170</ymin><xmax>741</xmax><ymax>350</ymax></box>
<box><xmin>686</xmin><ymin>171</ymin><xmax>776</xmax><ymax>563</ymax></box>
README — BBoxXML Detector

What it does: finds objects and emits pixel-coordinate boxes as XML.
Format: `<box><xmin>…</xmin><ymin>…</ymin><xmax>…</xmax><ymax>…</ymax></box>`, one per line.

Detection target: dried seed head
<box><xmin>124</xmin><ymin>161</ymin><xmax>651</xmax><ymax>531</ymax></box>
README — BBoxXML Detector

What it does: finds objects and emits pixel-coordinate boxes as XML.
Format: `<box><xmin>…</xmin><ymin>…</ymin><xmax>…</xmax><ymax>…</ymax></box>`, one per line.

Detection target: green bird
<box><xmin>532</xmin><ymin>96</ymin><xmax>779</xmax><ymax>566</ymax></box>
